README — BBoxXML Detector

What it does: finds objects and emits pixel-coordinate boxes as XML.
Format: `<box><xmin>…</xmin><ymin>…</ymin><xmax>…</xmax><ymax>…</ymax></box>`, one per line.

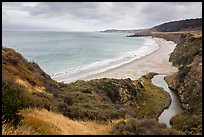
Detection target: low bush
<box><xmin>110</xmin><ymin>118</ymin><xmax>184</xmax><ymax>135</ymax></box>
<box><xmin>56</xmin><ymin>90</ymin><xmax>122</xmax><ymax>121</ymax></box>
<box><xmin>2</xmin><ymin>84</ymin><xmax>28</xmax><ymax>127</ymax></box>
<box><xmin>171</xmin><ymin>112</ymin><xmax>202</xmax><ymax>135</ymax></box>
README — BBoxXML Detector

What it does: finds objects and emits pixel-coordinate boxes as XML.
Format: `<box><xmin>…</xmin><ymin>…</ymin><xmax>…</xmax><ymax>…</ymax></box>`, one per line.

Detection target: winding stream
<box><xmin>151</xmin><ymin>74</ymin><xmax>183</xmax><ymax>128</ymax></box>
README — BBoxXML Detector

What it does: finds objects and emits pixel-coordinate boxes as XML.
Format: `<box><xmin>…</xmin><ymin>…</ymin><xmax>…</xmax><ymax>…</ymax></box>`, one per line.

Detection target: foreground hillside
<box><xmin>2</xmin><ymin>47</ymin><xmax>182</xmax><ymax>135</ymax></box>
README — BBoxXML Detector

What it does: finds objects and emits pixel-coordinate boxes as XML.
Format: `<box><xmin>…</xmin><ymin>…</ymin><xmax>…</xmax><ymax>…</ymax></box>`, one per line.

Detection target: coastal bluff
<box><xmin>128</xmin><ymin>18</ymin><xmax>202</xmax><ymax>135</ymax></box>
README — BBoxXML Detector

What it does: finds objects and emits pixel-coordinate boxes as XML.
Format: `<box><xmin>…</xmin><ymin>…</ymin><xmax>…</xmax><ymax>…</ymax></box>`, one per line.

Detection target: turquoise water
<box><xmin>2</xmin><ymin>31</ymin><xmax>158</xmax><ymax>83</ymax></box>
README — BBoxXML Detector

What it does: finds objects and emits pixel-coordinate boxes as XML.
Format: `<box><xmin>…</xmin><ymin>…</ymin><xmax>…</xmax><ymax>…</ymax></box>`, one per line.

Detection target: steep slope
<box><xmin>129</xmin><ymin>18</ymin><xmax>202</xmax><ymax>135</ymax></box>
<box><xmin>166</xmin><ymin>34</ymin><xmax>202</xmax><ymax>111</ymax></box>
<box><xmin>164</xmin><ymin>34</ymin><xmax>202</xmax><ymax>135</ymax></box>
<box><xmin>2</xmin><ymin>47</ymin><xmax>62</xmax><ymax>95</ymax></box>
<box><xmin>152</xmin><ymin>30</ymin><xmax>202</xmax><ymax>135</ymax></box>
<box><xmin>146</xmin><ymin>22</ymin><xmax>202</xmax><ymax>135</ymax></box>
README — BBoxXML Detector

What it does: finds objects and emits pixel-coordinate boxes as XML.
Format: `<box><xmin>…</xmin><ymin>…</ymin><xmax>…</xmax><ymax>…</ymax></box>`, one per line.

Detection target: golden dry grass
<box><xmin>20</xmin><ymin>108</ymin><xmax>119</xmax><ymax>135</ymax></box>
<box><xmin>2</xmin><ymin>122</ymin><xmax>34</xmax><ymax>135</ymax></box>
<box><xmin>15</xmin><ymin>77</ymin><xmax>53</xmax><ymax>96</ymax></box>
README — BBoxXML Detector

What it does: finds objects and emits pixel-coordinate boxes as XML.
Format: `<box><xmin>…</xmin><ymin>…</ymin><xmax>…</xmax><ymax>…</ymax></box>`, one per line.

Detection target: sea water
<box><xmin>2</xmin><ymin>31</ymin><xmax>159</xmax><ymax>83</ymax></box>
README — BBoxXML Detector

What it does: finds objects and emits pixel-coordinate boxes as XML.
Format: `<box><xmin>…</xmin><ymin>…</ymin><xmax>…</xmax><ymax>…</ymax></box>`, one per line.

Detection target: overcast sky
<box><xmin>2</xmin><ymin>2</ymin><xmax>202</xmax><ymax>31</ymax></box>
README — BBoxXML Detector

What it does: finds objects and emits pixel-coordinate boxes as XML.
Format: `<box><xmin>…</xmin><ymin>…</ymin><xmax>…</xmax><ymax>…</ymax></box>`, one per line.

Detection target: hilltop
<box><xmin>127</xmin><ymin>18</ymin><xmax>202</xmax><ymax>37</ymax></box>
<box><xmin>149</xmin><ymin>18</ymin><xmax>202</xmax><ymax>32</ymax></box>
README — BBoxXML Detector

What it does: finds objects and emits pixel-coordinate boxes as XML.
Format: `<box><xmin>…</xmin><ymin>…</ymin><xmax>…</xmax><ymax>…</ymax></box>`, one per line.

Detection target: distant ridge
<box><xmin>102</xmin><ymin>18</ymin><xmax>202</xmax><ymax>38</ymax></box>
<box><xmin>126</xmin><ymin>18</ymin><xmax>202</xmax><ymax>37</ymax></box>
<box><xmin>100</xmin><ymin>28</ymin><xmax>147</xmax><ymax>33</ymax></box>
<box><xmin>149</xmin><ymin>18</ymin><xmax>202</xmax><ymax>32</ymax></box>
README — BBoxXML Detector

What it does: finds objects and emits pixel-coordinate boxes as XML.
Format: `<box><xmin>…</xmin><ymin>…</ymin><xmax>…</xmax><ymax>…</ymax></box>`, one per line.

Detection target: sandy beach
<box><xmin>83</xmin><ymin>37</ymin><xmax>178</xmax><ymax>81</ymax></box>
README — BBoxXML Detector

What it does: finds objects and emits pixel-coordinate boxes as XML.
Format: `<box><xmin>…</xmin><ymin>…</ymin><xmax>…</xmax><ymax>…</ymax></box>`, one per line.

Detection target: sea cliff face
<box><xmin>141</xmin><ymin>32</ymin><xmax>202</xmax><ymax>134</ymax></box>
<box><xmin>148</xmin><ymin>33</ymin><xmax>202</xmax><ymax>112</ymax></box>
<box><xmin>129</xmin><ymin>18</ymin><xmax>202</xmax><ymax>134</ymax></box>
<box><xmin>151</xmin><ymin>32</ymin><xmax>186</xmax><ymax>44</ymax></box>
<box><xmin>130</xmin><ymin>19</ymin><xmax>202</xmax><ymax>112</ymax></box>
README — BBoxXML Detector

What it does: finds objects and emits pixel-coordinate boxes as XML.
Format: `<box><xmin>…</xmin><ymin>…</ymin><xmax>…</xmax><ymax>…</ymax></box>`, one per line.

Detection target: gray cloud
<box><xmin>28</xmin><ymin>2</ymin><xmax>101</xmax><ymax>19</ymax></box>
<box><xmin>2</xmin><ymin>2</ymin><xmax>202</xmax><ymax>31</ymax></box>
<box><xmin>135</xmin><ymin>2</ymin><xmax>202</xmax><ymax>27</ymax></box>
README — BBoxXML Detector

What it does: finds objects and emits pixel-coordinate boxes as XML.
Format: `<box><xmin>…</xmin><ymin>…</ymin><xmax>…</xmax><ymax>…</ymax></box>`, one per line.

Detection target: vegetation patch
<box><xmin>133</xmin><ymin>73</ymin><xmax>170</xmax><ymax>119</ymax></box>
<box><xmin>2</xmin><ymin>84</ymin><xmax>28</xmax><ymax>127</ymax></box>
<box><xmin>2</xmin><ymin>47</ymin><xmax>189</xmax><ymax>135</ymax></box>
<box><xmin>170</xmin><ymin>111</ymin><xmax>202</xmax><ymax>135</ymax></box>
<box><xmin>56</xmin><ymin>90</ymin><xmax>122</xmax><ymax>121</ymax></box>
<box><xmin>110</xmin><ymin>118</ymin><xmax>184</xmax><ymax>135</ymax></box>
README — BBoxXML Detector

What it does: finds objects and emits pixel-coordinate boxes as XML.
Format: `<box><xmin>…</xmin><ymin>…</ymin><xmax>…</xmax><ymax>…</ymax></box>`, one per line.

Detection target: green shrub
<box><xmin>171</xmin><ymin>112</ymin><xmax>202</xmax><ymax>134</ymax></box>
<box><xmin>19</xmin><ymin>90</ymin><xmax>56</xmax><ymax>111</ymax></box>
<box><xmin>95</xmin><ymin>80</ymin><xmax>120</xmax><ymax>103</ymax></box>
<box><xmin>111</xmin><ymin>119</ymin><xmax>139</xmax><ymax>135</ymax></box>
<box><xmin>2</xmin><ymin>85</ymin><xmax>28</xmax><ymax>127</ymax></box>
<box><xmin>56</xmin><ymin>90</ymin><xmax>122</xmax><ymax>121</ymax></box>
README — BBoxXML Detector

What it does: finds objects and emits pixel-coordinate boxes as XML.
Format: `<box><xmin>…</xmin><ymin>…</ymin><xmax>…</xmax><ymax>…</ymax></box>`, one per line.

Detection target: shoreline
<box><xmin>82</xmin><ymin>37</ymin><xmax>178</xmax><ymax>81</ymax></box>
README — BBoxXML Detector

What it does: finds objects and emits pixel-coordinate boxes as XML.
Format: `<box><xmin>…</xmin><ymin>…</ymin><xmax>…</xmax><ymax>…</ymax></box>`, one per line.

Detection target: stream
<box><xmin>151</xmin><ymin>74</ymin><xmax>183</xmax><ymax>128</ymax></box>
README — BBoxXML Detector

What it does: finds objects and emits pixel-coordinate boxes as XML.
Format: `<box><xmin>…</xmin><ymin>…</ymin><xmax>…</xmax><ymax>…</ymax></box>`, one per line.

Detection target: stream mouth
<box><xmin>151</xmin><ymin>74</ymin><xmax>183</xmax><ymax>128</ymax></box>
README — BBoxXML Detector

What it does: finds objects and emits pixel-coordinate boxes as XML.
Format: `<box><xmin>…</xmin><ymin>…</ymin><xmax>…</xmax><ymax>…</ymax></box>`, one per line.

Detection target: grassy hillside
<box><xmin>2</xmin><ymin>48</ymin><xmax>62</xmax><ymax>94</ymax></box>
<box><xmin>2</xmin><ymin>47</ymin><xmax>180</xmax><ymax>135</ymax></box>
<box><xmin>3</xmin><ymin>108</ymin><xmax>114</xmax><ymax>135</ymax></box>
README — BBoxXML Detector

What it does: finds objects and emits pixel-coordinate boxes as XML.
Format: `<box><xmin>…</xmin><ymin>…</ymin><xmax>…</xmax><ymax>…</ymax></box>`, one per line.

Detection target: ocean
<box><xmin>2</xmin><ymin>31</ymin><xmax>159</xmax><ymax>83</ymax></box>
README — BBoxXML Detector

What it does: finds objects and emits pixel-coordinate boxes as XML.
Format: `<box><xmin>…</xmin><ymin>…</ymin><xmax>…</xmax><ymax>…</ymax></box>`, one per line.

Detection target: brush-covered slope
<box><xmin>2</xmin><ymin>47</ymin><xmax>62</xmax><ymax>94</ymax></box>
<box><xmin>164</xmin><ymin>34</ymin><xmax>202</xmax><ymax>135</ymax></box>
<box><xmin>129</xmin><ymin>18</ymin><xmax>202</xmax><ymax>135</ymax></box>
